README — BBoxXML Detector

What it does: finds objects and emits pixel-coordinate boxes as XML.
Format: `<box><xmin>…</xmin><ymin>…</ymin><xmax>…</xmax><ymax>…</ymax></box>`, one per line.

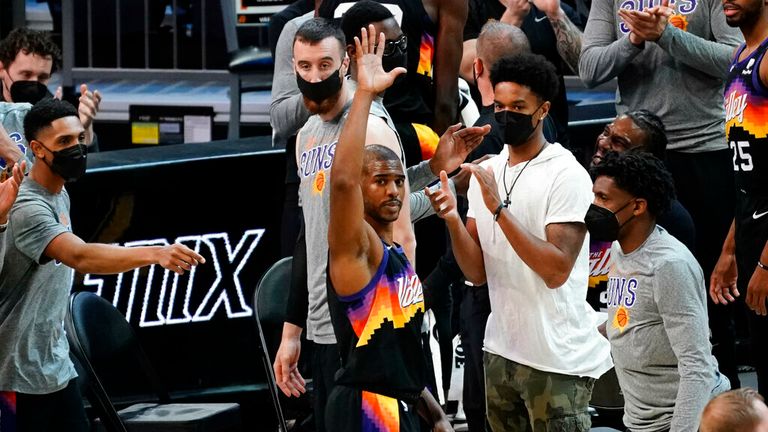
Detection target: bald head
<box><xmin>476</xmin><ymin>21</ymin><xmax>530</xmax><ymax>69</ymax></box>
<box><xmin>701</xmin><ymin>389</ymin><xmax>768</xmax><ymax>432</ymax></box>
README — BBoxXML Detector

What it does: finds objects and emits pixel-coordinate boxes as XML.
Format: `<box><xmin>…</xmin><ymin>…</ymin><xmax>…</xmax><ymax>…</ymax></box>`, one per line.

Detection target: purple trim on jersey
<box><xmin>336</xmin><ymin>240</ymin><xmax>390</xmax><ymax>302</ymax></box>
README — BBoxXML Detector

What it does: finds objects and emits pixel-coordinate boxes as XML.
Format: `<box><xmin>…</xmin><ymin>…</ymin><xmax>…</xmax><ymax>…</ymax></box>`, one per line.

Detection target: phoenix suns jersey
<box><xmin>725</xmin><ymin>39</ymin><xmax>768</xmax><ymax>195</ymax></box>
<box><xmin>327</xmin><ymin>241</ymin><xmax>427</xmax><ymax>403</ymax></box>
<box><xmin>725</xmin><ymin>39</ymin><xmax>768</xmax><ymax>272</ymax></box>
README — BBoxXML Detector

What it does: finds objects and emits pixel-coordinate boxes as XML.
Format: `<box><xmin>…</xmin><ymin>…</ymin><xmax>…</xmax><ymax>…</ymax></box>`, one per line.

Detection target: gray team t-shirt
<box><xmin>579</xmin><ymin>0</ymin><xmax>742</xmax><ymax>152</ymax></box>
<box><xmin>607</xmin><ymin>226</ymin><xmax>728</xmax><ymax>432</ymax></box>
<box><xmin>296</xmin><ymin>89</ymin><xmax>406</xmax><ymax>344</ymax></box>
<box><xmin>0</xmin><ymin>178</ymin><xmax>76</xmax><ymax>394</ymax></box>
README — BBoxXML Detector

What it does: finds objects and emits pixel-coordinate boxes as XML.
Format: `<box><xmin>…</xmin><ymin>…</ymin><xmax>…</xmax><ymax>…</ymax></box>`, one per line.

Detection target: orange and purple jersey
<box><xmin>327</xmin><ymin>241</ymin><xmax>428</xmax><ymax>405</ymax></box>
<box><xmin>725</xmin><ymin>39</ymin><xmax>768</xmax><ymax>195</ymax></box>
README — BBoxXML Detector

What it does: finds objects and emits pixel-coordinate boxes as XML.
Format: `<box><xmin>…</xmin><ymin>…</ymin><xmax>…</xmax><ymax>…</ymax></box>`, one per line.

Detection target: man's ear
<box><xmin>341</xmin><ymin>54</ymin><xmax>350</xmax><ymax>75</ymax></box>
<box><xmin>473</xmin><ymin>58</ymin><xmax>483</xmax><ymax>78</ymax></box>
<box><xmin>633</xmin><ymin>198</ymin><xmax>648</xmax><ymax>217</ymax></box>
<box><xmin>29</xmin><ymin>140</ymin><xmax>45</xmax><ymax>160</ymax></box>
<box><xmin>346</xmin><ymin>45</ymin><xmax>355</xmax><ymax>61</ymax></box>
<box><xmin>539</xmin><ymin>101</ymin><xmax>552</xmax><ymax>120</ymax></box>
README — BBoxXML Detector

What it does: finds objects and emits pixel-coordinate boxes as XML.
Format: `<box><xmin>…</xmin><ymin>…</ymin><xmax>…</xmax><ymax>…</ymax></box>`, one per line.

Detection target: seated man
<box><xmin>589</xmin><ymin>151</ymin><xmax>730</xmax><ymax>432</ymax></box>
<box><xmin>587</xmin><ymin>109</ymin><xmax>695</xmax><ymax>311</ymax></box>
<box><xmin>326</xmin><ymin>26</ymin><xmax>451</xmax><ymax>431</ymax></box>
<box><xmin>700</xmin><ymin>388</ymin><xmax>768</xmax><ymax>432</ymax></box>
<box><xmin>0</xmin><ymin>98</ymin><xmax>204</xmax><ymax>431</ymax></box>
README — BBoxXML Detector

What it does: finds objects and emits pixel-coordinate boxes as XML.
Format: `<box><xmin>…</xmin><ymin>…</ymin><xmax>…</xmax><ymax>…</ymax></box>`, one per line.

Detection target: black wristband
<box><xmin>758</xmin><ymin>261</ymin><xmax>768</xmax><ymax>272</ymax></box>
<box><xmin>493</xmin><ymin>203</ymin><xmax>505</xmax><ymax>221</ymax></box>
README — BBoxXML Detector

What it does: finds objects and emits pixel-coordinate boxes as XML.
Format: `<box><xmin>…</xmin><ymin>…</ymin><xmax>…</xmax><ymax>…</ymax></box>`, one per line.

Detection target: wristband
<box><xmin>758</xmin><ymin>261</ymin><xmax>768</xmax><ymax>272</ymax></box>
<box><xmin>493</xmin><ymin>203</ymin><xmax>505</xmax><ymax>222</ymax></box>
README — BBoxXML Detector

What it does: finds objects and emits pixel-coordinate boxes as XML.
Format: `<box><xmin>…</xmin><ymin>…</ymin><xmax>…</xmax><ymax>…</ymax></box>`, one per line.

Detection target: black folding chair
<box><xmin>589</xmin><ymin>367</ymin><xmax>625</xmax><ymax>429</ymax></box>
<box><xmin>253</xmin><ymin>257</ymin><xmax>314</xmax><ymax>432</ymax></box>
<box><xmin>65</xmin><ymin>291</ymin><xmax>241</xmax><ymax>432</ymax></box>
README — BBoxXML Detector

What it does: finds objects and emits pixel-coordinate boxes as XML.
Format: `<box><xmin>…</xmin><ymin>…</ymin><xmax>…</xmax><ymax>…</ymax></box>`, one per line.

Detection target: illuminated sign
<box><xmin>82</xmin><ymin>229</ymin><xmax>264</xmax><ymax>328</ymax></box>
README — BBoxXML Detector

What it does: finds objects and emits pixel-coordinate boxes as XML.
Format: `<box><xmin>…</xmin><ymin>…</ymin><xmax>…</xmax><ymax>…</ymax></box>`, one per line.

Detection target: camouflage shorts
<box><xmin>484</xmin><ymin>352</ymin><xmax>595</xmax><ymax>432</ymax></box>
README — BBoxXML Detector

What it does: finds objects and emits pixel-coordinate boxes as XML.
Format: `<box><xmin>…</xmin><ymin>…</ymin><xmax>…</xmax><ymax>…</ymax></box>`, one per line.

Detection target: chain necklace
<box><xmin>501</xmin><ymin>142</ymin><xmax>549</xmax><ymax>207</ymax></box>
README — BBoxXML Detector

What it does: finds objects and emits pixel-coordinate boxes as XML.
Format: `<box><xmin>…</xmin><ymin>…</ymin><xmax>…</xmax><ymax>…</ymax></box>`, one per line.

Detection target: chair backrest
<box><xmin>66</xmin><ymin>291</ymin><xmax>169</xmax><ymax>404</ymax></box>
<box><xmin>590</xmin><ymin>367</ymin><xmax>625</xmax><ymax>410</ymax></box>
<box><xmin>254</xmin><ymin>257</ymin><xmax>293</xmax><ymax>357</ymax></box>
<box><xmin>253</xmin><ymin>257</ymin><xmax>293</xmax><ymax>432</ymax></box>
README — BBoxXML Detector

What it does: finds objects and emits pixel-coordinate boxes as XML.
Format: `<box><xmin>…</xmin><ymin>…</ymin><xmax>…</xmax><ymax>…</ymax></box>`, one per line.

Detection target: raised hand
<box><xmin>499</xmin><ymin>0</ymin><xmax>532</xmax><ymax>26</ymax></box>
<box><xmin>78</xmin><ymin>84</ymin><xmax>102</xmax><ymax>131</ymax></box>
<box><xmin>156</xmin><ymin>243</ymin><xmax>206</xmax><ymax>275</ymax></box>
<box><xmin>354</xmin><ymin>25</ymin><xmax>407</xmax><ymax>95</ymax></box>
<box><xmin>453</xmin><ymin>154</ymin><xmax>494</xmax><ymax>197</ymax></box>
<box><xmin>0</xmin><ymin>161</ymin><xmax>25</xmax><ymax>223</ymax></box>
<box><xmin>462</xmin><ymin>162</ymin><xmax>503</xmax><ymax>213</ymax></box>
<box><xmin>710</xmin><ymin>251</ymin><xmax>739</xmax><ymax>305</ymax></box>
<box><xmin>425</xmin><ymin>170</ymin><xmax>460</xmax><ymax>222</ymax></box>
<box><xmin>533</xmin><ymin>0</ymin><xmax>561</xmax><ymax>18</ymax></box>
<box><xmin>430</xmin><ymin>123</ymin><xmax>492</xmax><ymax>176</ymax></box>
<box><xmin>618</xmin><ymin>0</ymin><xmax>672</xmax><ymax>44</ymax></box>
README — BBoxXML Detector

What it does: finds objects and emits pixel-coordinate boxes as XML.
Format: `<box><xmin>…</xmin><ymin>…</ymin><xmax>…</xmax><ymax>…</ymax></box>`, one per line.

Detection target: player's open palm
<box><xmin>354</xmin><ymin>25</ymin><xmax>406</xmax><ymax>95</ymax></box>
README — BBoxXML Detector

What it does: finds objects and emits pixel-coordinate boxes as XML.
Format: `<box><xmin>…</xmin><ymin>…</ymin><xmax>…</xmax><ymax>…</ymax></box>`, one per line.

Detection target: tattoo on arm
<box><xmin>550</xmin><ymin>10</ymin><xmax>583</xmax><ymax>73</ymax></box>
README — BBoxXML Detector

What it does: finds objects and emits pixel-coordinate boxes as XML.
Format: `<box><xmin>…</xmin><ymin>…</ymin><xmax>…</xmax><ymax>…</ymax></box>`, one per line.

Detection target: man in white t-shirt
<box><xmin>425</xmin><ymin>52</ymin><xmax>611</xmax><ymax>431</ymax></box>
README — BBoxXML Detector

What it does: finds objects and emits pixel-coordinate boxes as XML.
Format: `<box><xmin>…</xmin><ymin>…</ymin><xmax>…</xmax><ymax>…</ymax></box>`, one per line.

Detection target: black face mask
<box><xmin>494</xmin><ymin>103</ymin><xmax>545</xmax><ymax>147</ymax></box>
<box><xmin>10</xmin><ymin>80</ymin><xmax>53</xmax><ymax>104</ymax></box>
<box><xmin>37</xmin><ymin>141</ymin><xmax>88</xmax><ymax>182</ymax></box>
<box><xmin>296</xmin><ymin>67</ymin><xmax>343</xmax><ymax>104</ymax></box>
<box><xmin>584</xmin><ymin>200</ymin><xmax>634</xmax><ymax>242</ymax></box>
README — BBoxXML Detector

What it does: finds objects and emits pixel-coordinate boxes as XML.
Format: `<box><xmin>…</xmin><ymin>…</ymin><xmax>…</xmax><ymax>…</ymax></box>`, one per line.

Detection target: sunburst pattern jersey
<box><xmin>327</xmin><ymin>241</ymin><xmax>428</xmax><ymax>418</ymax></box>
<box><xmin>725</xmin><ymin>39</ymin><xmax>768</xmax><ymax>192</ymax></box>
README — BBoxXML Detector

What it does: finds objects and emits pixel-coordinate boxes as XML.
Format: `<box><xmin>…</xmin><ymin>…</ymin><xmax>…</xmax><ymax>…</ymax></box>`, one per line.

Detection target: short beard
<box><xmin>303</xmin><ymin>89</ymin><xmax>342</xmax><ymax>115</ymax></box>
<box><xmin>726</xmin><ymin>4</ymin><xmax>763</xmax><ymax>27</ymax></box>
<box><xmin>364</xmin><ymin>200</ymin><xmax>401</xmax><ymax>226</ymax></box>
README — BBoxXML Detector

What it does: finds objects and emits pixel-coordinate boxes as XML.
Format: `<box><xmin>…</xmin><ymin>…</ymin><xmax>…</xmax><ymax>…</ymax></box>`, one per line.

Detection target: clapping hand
<box><xmin>618</xmin><ymin>0</ymin><xmax>673</xmax><ymax>45</ymax></box>
<box><xmin>429</xmin><ymin>123</ymin><xmax>491</xmax><ymax>176</ymax></box>
<box><xmin>0</xmin><ymin>161</ymin><xmax>25</xmax><ymax>223</ymax></box>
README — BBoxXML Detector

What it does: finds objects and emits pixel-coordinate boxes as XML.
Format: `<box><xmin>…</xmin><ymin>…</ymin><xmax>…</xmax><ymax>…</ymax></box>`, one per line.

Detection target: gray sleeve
<box><xmin>655</xmin><ymin>3</ymin><xmax>742</xmax><ymax>79</ymax></box>
<box><xmin>269</xmin><ymin>19</ymin><xmax>310</xmax><ymax>144</ymax></box>
<box><xmin>654</xmin><ymin>260</ymin><xmax>716</xmax><ymax>432</ymax></box>
<box><xmin>409</xmin><ymin>190</ymin><xmax>435</xmax><ymax>223</ymax></box>
<box><xmin>578</xmin><ymin>0</ymin><xmax>644</xmax><ymax>88</ymax></box>
<box><xmin>10</xmin><ymin>201</ymin><xmax>69</xmax><ymax>264</ymax></box>
<box><xmin>406</xmin><ymin>160</ymin><xmax>437</xmax><ymax>192</ymax></box>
